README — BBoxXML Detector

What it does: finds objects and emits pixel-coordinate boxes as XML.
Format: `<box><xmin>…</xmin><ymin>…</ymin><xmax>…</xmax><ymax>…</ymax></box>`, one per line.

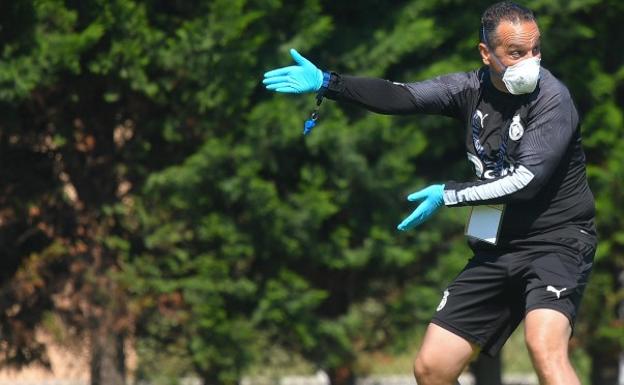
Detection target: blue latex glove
<box><xmin>397</xmin><ymin>184</ymin><xmax>445</xmax><ymax>231</ymax></box>
<box><xmin>263</xmin><ymin>48</ymin><xmax>323</xmax><ymax>93</ymax></box>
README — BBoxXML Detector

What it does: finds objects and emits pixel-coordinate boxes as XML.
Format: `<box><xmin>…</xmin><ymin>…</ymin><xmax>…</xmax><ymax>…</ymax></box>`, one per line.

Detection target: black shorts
<box><xmin>431</xmin><ymin>234</ymin><xmax>596</xmax><ymax>356</ymax></box>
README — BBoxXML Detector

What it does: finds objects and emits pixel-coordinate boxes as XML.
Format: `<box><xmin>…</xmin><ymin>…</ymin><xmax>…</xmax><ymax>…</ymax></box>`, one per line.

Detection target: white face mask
<box><xmin>490</xmin><ymin>52</ymin><xmax>541</xmax><ymax>95</ymax></box>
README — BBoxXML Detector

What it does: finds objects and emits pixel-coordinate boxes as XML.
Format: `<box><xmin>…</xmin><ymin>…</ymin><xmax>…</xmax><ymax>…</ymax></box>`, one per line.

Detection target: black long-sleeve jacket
<box><xmin>322</xmin><ymin>67</ymin><xmax>596</xmax><ymax>247</ymax></box>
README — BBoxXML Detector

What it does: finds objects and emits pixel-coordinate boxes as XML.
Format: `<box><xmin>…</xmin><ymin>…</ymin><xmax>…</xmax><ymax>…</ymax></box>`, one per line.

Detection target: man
<box><xmin>262</xmin><ymin>2</ymin><xmax>596</xmax><ymax>385</ymax></box>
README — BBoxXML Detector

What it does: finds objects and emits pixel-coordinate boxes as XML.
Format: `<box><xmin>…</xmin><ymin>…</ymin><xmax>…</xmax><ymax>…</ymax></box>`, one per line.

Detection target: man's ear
<box><xmin>478</xmin><ymin>42</ymin><xmax>490</xmax><ymax>65</ymax></box>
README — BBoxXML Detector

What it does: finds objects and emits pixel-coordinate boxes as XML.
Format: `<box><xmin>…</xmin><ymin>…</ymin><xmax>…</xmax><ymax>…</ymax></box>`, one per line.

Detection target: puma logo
<box><xmin>437</xmin><ymin>290</ymin><xmax>450</xmax><ymax>311</ymax></box>
<box><xmin>547</xmin><ymin>285</ymin><xmax>567</xmax><ymax>299</ymax></box>
<box><xmin>476</xmin><ymin>110</ymin><xmax>489</xmax><ymax>127</ymax></box>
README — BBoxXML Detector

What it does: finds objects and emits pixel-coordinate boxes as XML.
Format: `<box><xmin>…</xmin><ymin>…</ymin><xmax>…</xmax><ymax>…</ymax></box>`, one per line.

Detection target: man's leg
<box><xmin>525</xmin><ymin>308</ymin><xmax>580</xmax><ymax>385</ymax></box>
<box><xmin>413</xmin><ymin>323</ymin><xmax>478</xmax><ymax>385</ymax></box>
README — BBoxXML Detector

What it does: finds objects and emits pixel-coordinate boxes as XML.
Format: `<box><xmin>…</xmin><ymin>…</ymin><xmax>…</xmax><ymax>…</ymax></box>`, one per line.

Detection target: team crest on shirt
<box><xmin>509</xmin><ymin>114</ymin><xmax>524</xmax><ymax>141</ymax></box>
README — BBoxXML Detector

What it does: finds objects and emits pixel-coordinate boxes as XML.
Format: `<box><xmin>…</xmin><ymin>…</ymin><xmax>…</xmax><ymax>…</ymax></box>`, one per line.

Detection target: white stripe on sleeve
<box><xmin>444</xmin><ymin>165</ymin><xmax>535</xmax><ymax>205</ymax></box>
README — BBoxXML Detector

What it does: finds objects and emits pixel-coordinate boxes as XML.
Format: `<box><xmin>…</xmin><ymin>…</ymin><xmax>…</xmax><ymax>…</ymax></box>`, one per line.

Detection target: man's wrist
<box><xmin>321</xmin><ymin>71</ymin><xmax>330</xmax><ymax>88</ymax></box>
<box><xmin>440</xmin><ymin>183</ymin><xmax>451</xmax><ymax>207</ymax></box>
<box><xmin>316</xmin><ymin>71</ymin><xmax>331</xmax><ymax>98</ymax></box>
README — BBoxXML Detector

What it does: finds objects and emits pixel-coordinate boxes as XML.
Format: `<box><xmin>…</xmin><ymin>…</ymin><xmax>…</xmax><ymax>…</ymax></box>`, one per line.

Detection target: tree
<box><xmin>0</xmin><ymin>1</ymin><xmax>202</xmax><ymax>383</ymax></box>
<box><xmin>125</xmin><ymin>1</ymin><xmax>482</xmax><ymax>384</ymax></box>
<box><xmin>470</xmin><ymin>354</ymin><xmax>502</xmax><ymax>385</ymax></box>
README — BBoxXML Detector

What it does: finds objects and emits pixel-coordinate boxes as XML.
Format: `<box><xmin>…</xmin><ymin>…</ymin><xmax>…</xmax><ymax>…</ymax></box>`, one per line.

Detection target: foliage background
<box><xmin>0</xmin><ymin>1</ymin><xmax>622</xmax><ymax>384</ymax></box>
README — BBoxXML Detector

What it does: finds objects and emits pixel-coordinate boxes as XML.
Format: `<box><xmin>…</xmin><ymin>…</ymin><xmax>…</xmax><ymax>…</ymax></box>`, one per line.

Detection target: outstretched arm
<box><xmin>322</xmin><ymin>72</ymin><xmax>472</xmax><ymax>118</ymax></box>
<box><xmin>262</xmin><ymin>48</ymin><xmax>475</xmax><ymax>119</ymax></box>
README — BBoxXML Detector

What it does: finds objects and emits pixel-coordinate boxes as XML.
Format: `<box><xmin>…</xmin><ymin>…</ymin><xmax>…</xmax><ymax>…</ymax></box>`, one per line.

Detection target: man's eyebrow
<box><xmin>506</xmin><ymin>39</ymin><xmax>541</xmax><ymax>50</ymax></box>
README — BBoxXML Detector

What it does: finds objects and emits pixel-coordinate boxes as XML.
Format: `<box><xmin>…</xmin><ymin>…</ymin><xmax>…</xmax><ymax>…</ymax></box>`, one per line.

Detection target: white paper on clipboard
<box><xmin>465</xmin><ymin>204</ymin><xmax>505</xmax><ymax>244</ymax></box>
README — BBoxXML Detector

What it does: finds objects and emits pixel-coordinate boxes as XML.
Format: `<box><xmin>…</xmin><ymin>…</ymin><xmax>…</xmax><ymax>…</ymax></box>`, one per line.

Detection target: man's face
<box><xmin>480</xmin><ymin>20</ymin><xmax>541</xmax><ymax>75</ymax></box>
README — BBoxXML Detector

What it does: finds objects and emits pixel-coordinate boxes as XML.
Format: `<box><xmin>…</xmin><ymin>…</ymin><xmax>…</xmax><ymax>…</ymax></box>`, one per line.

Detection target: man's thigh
<box><xmin>524</xmin><ymin>309</ymin><xmax>581</xmax><ymax>385</ymax></box>
<box><xmin>524</xmin><ymin>308</ymin><xmax>572</xmax><ymax>351</ymax></box>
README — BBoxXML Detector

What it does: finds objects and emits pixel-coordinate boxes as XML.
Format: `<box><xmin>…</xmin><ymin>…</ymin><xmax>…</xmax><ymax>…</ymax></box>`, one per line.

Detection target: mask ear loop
<box><xmin>481</xmin><ymin>24</ymin><xmax>488</xmax><ymax>47</ymax></box>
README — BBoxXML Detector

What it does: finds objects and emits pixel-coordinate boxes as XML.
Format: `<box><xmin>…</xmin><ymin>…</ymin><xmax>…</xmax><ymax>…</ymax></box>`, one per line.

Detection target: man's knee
<box><xmin>413</xmin><ymin>353</ymin><xmax>441</xmax><ymax>383</ymax></box>
<box><xmin>413</xmin><ymin>350</ymin><xmax>470</xmax><ymax>384</ymax></box>
<box><xmin>414</xmin><ymin>354</ymin><xmax>464</xmax><ymax>385</ymax></box>
<box><xmin>413</xmin><ymin>323</ymin><xmax>477</xmax><ymax>384</ymax></box>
